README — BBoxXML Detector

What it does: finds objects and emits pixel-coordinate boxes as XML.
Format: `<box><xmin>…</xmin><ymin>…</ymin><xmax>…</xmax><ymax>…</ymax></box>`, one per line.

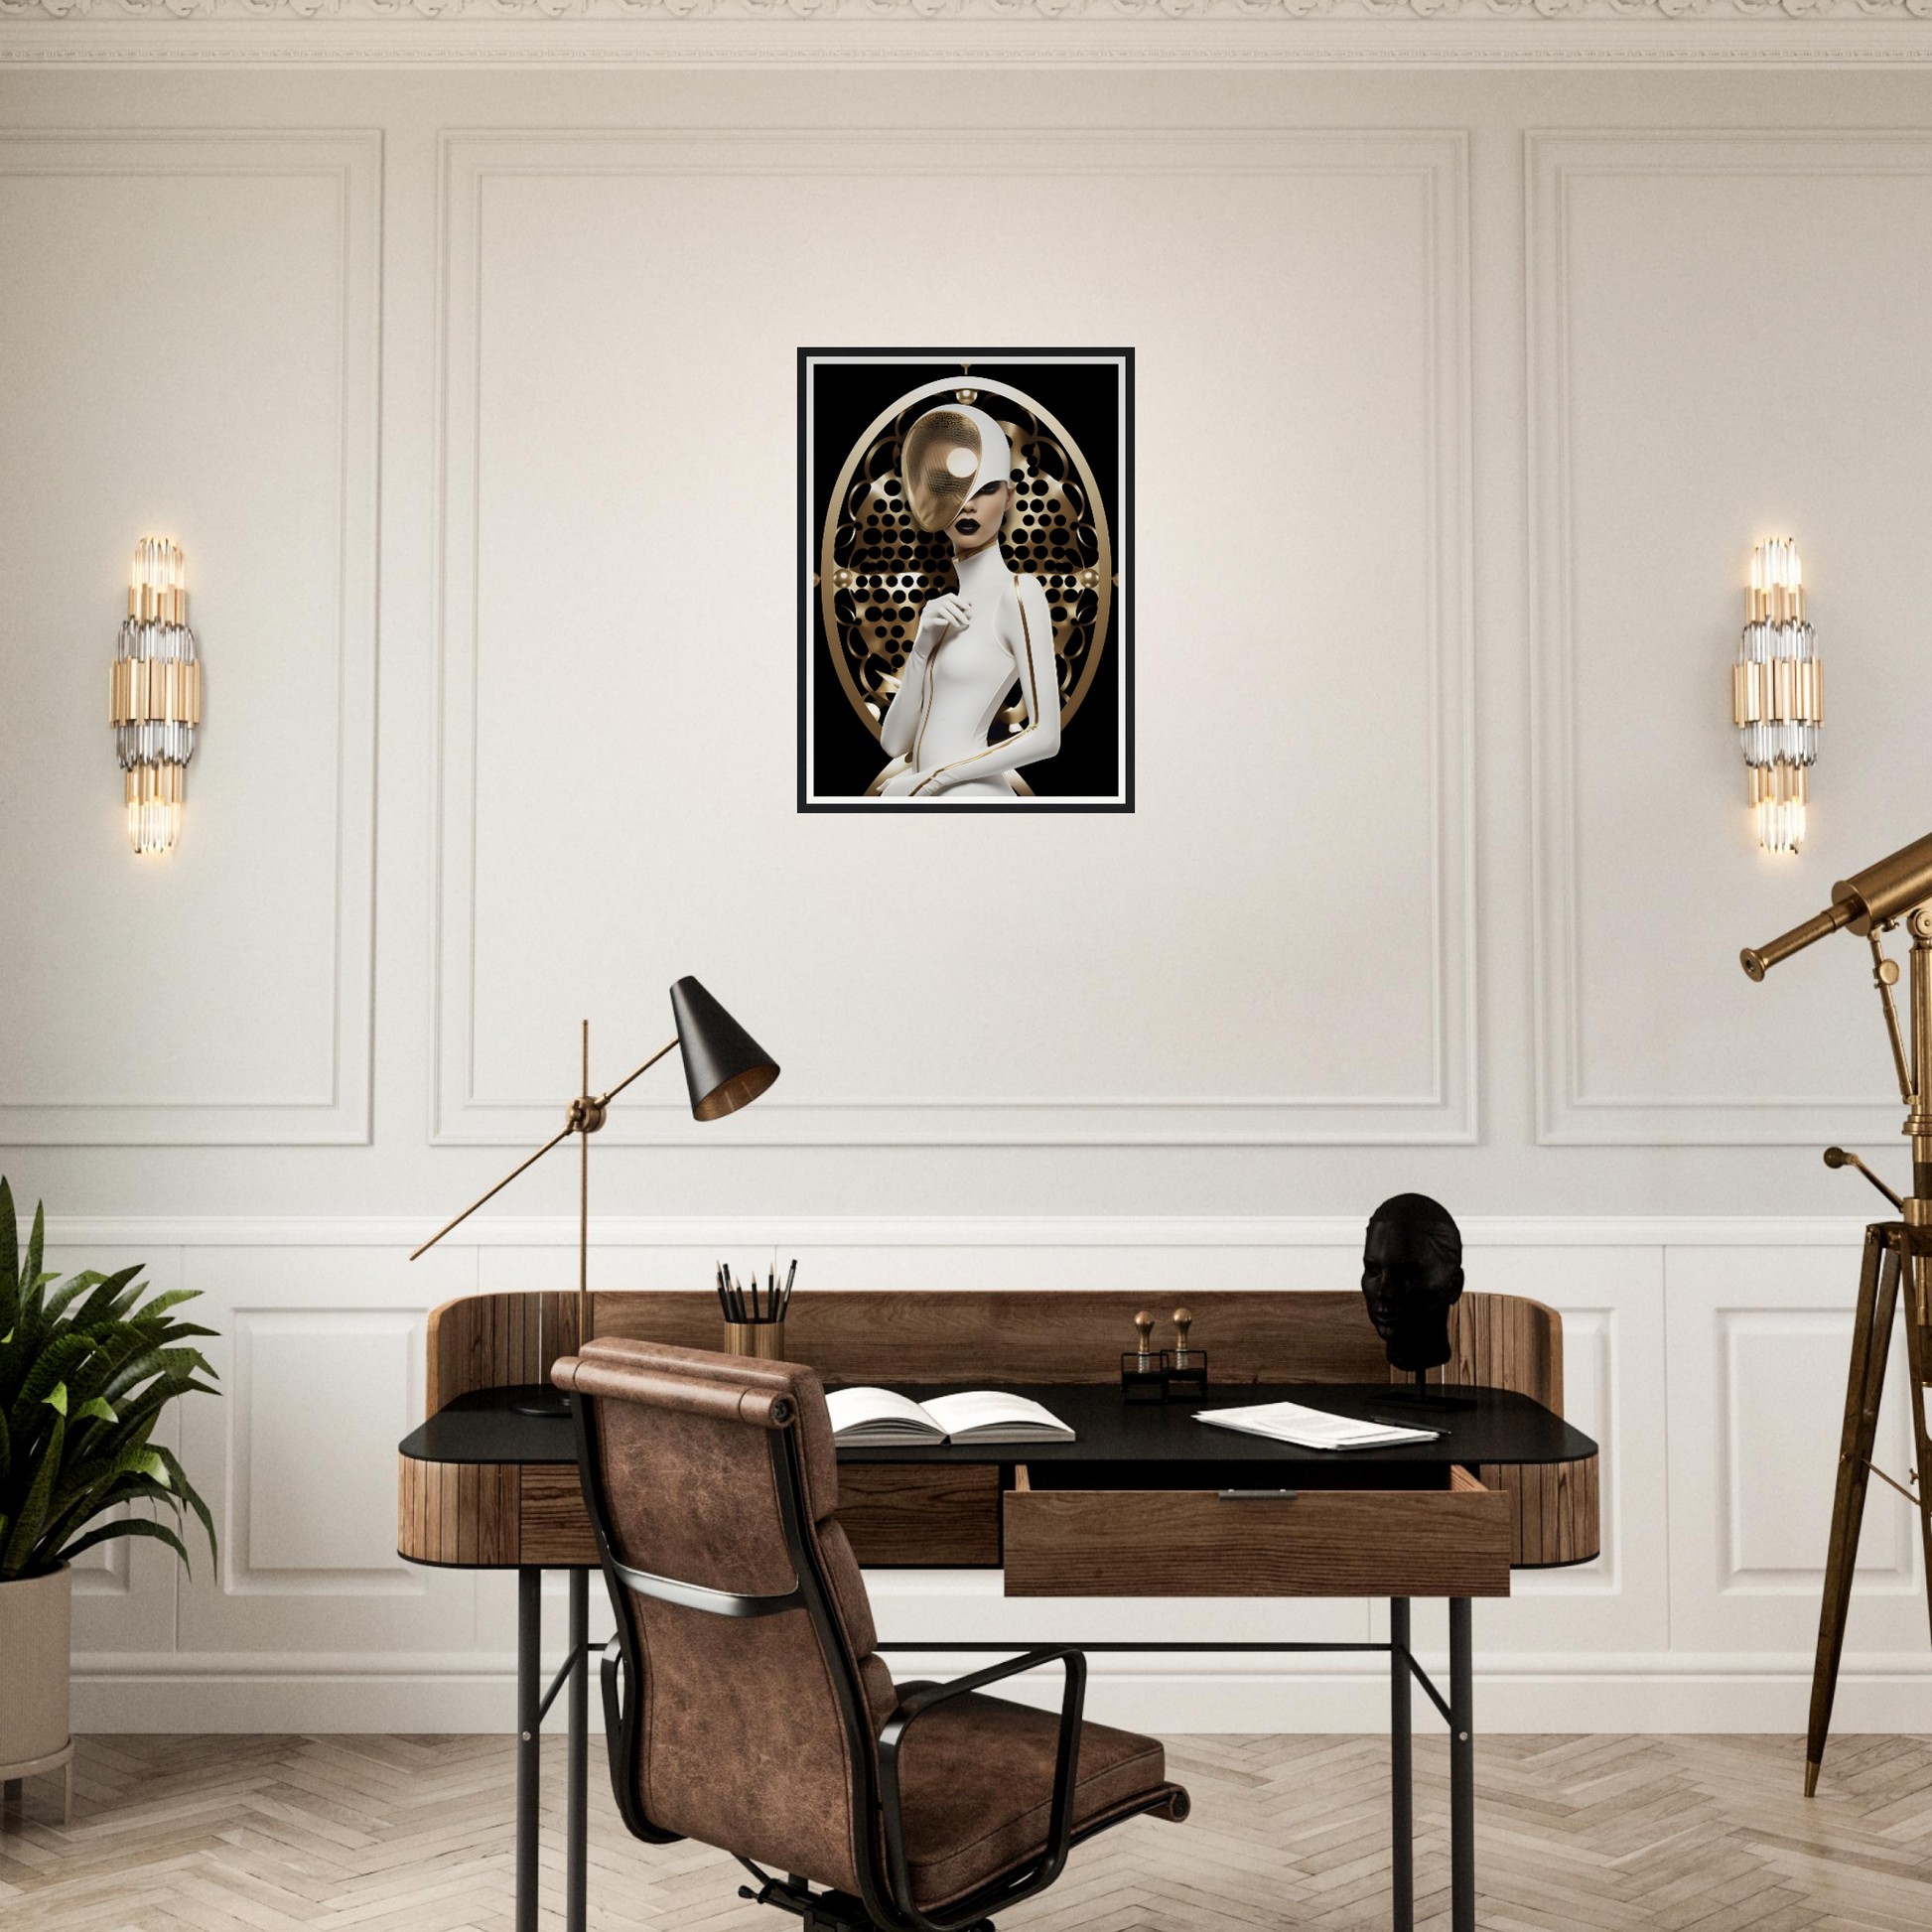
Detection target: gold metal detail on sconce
<box><xmin>111</xmin><ymin>538</ymin><xmax>200</xmax><ymax>856</ymax></box>
<box><xmin>1735</xmin><ymin>538</ymin><xmax>1821</xmax><ymax>855</ymax></box>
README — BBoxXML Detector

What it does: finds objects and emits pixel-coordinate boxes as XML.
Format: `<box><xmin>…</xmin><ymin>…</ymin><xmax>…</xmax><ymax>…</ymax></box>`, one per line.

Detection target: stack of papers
<box><xmin>1195</xmin><ymin>1401</ymin><xmax>1441</xmax><ymax>1451</ymax></box>
<box><xmin>825</xmin><ymin>1387</ymin><xmax>1075</xmax><ymax>1447</ymax></box>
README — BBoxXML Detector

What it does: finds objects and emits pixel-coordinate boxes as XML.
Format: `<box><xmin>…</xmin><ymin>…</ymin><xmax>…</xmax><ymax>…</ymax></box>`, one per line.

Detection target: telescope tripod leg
<box><xmin>1805</xmin><ymin>1227</ymin><xmax>1901</xmax><ymax>1796</ymax></box>
<box><xmin>1901</xmin><ymin>1248</ymin><xmax>1932</xmax><ymax>1661</ymax></box>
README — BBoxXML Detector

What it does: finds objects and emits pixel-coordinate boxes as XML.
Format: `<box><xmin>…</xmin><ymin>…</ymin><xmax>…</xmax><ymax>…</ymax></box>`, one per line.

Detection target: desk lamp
<box><xmin>410</xmin><ymin>976</ymin><xmax>778</xmax><ymax>1415</ymax></box>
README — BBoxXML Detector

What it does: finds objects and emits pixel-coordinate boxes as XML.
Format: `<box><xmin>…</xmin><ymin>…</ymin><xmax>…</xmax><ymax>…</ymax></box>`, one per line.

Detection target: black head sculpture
<box><xmin>1360</xmin><ymin>1193</ymin><xmax>1465</xmax><ymax>1374</ymax></box>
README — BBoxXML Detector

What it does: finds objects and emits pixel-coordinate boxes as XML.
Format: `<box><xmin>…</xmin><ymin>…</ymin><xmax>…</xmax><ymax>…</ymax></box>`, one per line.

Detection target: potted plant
<box><xmin>0</xmin><ymin>1177</ymin><xmax>219</xmax><ymax>1798</ymax></box>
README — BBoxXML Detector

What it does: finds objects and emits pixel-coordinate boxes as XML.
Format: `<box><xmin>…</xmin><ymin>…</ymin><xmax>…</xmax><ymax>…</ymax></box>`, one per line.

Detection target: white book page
<box><xmin>825</xmin><ymin>1387</ymin><xmax>942</xmax><ymax>1438</ymax></box>
<box><xmin>921</xmin><ymin>1392</ymin><xmax>1073</xmax><ymax>1438</ymax></box>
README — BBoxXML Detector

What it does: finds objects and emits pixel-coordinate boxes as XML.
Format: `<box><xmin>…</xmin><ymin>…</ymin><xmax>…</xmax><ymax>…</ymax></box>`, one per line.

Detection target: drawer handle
<box><xmin>1217</xmin><ymin>1488</ymin><xmax>1300</xmax><ymax>1502</ymax></box>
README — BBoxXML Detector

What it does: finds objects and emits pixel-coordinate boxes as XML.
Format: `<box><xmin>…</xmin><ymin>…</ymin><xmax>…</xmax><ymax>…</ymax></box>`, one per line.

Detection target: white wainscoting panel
<box><xmin>1529</xmin><ymin>131</ymin><xmax>1932</xmax><ymax>1147</ymax></box>
<box><xmin>433</xmin><ymin>130</ymin><xmax>1474</xmax><ymax>1149</ymax></box>
<box><xmin>238</xmin><ymin>1310</ymin><xmax>423</xmax><ymax>1580</ymax></box>
<box><xmin>1449</xmin><ymin>1245</ymin><xmax>1669</xmax><ymax>1657</ymax></box>
<box><xmin>171</xmin><ymin>1242</ymin><xmax>480</xmax><ymax>1661</ymax></box>
<box><xmin>46</xmin><ymin>1243</ymin><xmax>186</xmax><ymax>1659</ymax></box>
<box><xmin>0</xmin><ymin>131</ymin><xmax>380</xmax><ymax>1146</ymax></box>
<box><xmin>1665</xmin><ymin>1242</ymin><xmax>1927</xmax><ymax>1665</ymax></box>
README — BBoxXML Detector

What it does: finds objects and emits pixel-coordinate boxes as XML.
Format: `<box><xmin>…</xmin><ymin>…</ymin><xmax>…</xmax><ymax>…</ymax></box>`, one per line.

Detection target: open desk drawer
<box><xmin>1003</xmin><ymin>1461</ymin><xmax>1512</xmax><ymax>1598</ymax></box>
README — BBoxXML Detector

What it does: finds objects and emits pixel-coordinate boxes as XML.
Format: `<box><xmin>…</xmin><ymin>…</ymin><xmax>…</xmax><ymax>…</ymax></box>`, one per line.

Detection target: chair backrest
<box><xmin>553</xmin><ymin>1338</ymin><xmax>897</xmax><ymax>1895</ymax></box>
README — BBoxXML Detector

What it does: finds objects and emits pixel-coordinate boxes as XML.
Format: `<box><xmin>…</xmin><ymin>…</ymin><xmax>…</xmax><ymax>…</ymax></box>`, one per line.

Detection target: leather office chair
<box><xmin>552</xmin><ymin>1338</ymin><xmax>1189</xmax><ymax>1932</ymax></box>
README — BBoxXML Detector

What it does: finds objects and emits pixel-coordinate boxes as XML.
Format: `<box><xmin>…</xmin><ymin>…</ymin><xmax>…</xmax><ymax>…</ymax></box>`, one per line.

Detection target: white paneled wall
<box><xmin>8</xmin><ymin>58</ymin><xmax>1932</xmax><ymax>1735</ymax></box>
<box><xmin>43</xmin><ymin>1216</ymin><xmax>1927</xmax><ymax>1733</ymax></box>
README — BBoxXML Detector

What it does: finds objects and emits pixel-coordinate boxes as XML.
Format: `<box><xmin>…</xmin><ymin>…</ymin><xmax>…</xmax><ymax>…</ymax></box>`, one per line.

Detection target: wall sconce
<box><xmin>110</xmin><ymin>538</ymin><xmax>201</xmax><ymax>856</ymax></box>
<box><xmin>1733</xmin><ymin>537</ymin><xmax>1821</xmax><ymax>855</ymax></box>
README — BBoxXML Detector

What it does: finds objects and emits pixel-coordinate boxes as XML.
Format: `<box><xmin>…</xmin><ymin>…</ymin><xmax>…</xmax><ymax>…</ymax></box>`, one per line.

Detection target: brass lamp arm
<box><xmin>594</xmin><ymin>1035</ymin><xmax>679</xmax><ymax>1112</ymax></box>
<box><xmin>408</xmin><ymin>1033</ymin><xmax>679</xmax><ymax>1263</ymax></box>
<box><xmin>409</xmin><ymin>1120</ymin><xmax>578</xmax><ymax>1261</ymax></box>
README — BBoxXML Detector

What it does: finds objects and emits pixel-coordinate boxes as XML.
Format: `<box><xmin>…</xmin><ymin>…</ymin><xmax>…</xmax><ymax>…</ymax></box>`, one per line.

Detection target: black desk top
<box><xmin>400</xmin><ymin>1382</ymin><xmax>1595</xmax><ymax>1470</ymax></box>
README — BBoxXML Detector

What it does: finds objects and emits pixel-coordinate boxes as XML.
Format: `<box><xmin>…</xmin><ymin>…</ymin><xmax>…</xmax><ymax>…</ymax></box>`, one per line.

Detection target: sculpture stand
<box><xmin>1375</xmin><ymin>1371</ymin><xmax>1478</xmax><ymax>1419</ymax></box>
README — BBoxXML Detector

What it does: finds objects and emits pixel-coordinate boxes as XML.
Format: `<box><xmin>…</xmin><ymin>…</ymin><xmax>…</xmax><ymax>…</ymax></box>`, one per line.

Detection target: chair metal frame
<box><xmin>569</xmin><ymin>1387</ymin><xmax>1182</xmax><ymax>1932</ymax></box>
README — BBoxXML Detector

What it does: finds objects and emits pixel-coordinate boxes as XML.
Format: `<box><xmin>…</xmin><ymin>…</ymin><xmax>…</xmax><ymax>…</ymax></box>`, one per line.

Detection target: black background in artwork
<box><xmin>801</xmin><ymin>352</ymin><xmax>1130</xmax><ymax>805</ymax></box>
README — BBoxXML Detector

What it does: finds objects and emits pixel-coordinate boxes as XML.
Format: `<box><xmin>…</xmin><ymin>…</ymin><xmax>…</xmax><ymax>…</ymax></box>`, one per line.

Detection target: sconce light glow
<box><xmin>1734</xmin><ymin>537</ymin><xmax>1821</xmax><ymax>856</ymax></box>
<box><xmin>110</xmin><ymin>538</ymin><xmax>201</xmax><ymax>856</ymax></box>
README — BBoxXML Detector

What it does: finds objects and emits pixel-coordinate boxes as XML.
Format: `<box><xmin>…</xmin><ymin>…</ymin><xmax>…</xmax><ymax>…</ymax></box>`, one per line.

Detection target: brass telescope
<box><xmin>1741</xmin><ymin>825</ymin><xmax>1932</xmax><ymax>979</ymax></box>
<box><xmin>1740</xmin><ymin>825</ymin><xmax>1932</xmax><ymax>1799</ymax></box>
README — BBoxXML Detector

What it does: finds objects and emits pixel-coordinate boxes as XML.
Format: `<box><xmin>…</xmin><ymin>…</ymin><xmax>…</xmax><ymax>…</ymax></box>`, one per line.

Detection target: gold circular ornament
<box><xmin>818</xmin><ymin>377</ymin><xmax>1115</xmax><ymax>745</ymax></box>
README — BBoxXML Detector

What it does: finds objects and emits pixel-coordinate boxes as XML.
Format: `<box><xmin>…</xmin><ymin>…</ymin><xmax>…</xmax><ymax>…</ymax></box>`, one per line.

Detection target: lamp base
<box><xmin>507</xmin><ymin>1383</ymin><xmax>570</xmax><ymax>1419</ymax></box>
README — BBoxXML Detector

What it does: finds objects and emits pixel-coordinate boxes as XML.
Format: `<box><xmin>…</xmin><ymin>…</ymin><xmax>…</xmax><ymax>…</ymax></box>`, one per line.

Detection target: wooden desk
<box><xmin>398</xmin><ymin>1290</ymin><xmax>1598</xmax><ymax>1932</ymax></box>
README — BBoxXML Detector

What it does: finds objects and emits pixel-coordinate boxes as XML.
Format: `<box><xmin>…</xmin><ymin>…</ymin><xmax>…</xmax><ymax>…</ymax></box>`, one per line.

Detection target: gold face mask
<box><xmin>902</xmin><ymin>404</ymin><xmax>1013</xmax><ymax>533</ymax></box>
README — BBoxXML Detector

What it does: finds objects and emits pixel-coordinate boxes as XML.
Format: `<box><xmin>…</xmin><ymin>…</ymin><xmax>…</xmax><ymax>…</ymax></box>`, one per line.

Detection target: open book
<box><xmin>825</xmin><ymin>1387</ymin><xmax>1075</xmax><ymax>1448</ymax></box>
<box><xmin>1195</xmin><ymin>1400</ymin><xmax>1440</xmax><ymax>1451</ymax></box>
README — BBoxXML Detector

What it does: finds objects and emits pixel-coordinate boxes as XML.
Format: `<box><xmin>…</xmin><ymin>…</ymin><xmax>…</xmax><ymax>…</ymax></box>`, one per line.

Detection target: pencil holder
<box><xmin>725</xmin><ymin>1320</ymin><xmax>786</xmax><ymax>1360</ymax></box>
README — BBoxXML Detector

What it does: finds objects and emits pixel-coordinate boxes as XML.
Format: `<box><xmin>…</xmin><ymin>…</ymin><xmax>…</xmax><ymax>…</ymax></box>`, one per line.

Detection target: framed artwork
<box><xmin>797</xmin><ymin>348</ymin><xmax>1133</xmax><ymax>811</ymax></box>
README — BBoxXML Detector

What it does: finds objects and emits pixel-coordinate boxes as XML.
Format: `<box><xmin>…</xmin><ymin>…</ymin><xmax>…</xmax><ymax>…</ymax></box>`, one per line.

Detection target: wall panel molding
<box><xmin>0</xmin><ymin>129</ymin><xmax>381</xmax><ymax>1147</ymax></box>
<box><xmin>1527</xmin><ymin>130</ymin><xmax>1932</xmax><ymax>1148</ymax></box>
<box><xmin>41</xmin><ymin>1211</ymin><xmax>1883</xmax><ymax>1249</ymax></box>
<box><xmin>432</xmin><ymin>128</ymin><xmax>1475</xmax><ymax>1148</ymax></box>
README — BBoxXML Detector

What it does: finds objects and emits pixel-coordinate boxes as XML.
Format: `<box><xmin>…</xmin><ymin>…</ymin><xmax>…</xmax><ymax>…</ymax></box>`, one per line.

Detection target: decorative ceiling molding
<box><xmin>9</xmin><ymin>9</ymin><xmax>1932</xmax><ymax>72</ymax></box>
<box><xmin>7</xmin><ymin>0</ymin><xmax>1932</xmax><ymax>17</ymax></box>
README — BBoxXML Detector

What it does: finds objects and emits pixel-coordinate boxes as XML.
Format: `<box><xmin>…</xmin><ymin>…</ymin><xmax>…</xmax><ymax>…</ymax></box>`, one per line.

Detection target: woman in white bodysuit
<box><xmin>873</xmin><ymin>403</ymin><xmax>1059</xmax><ymax>800</ymax></box>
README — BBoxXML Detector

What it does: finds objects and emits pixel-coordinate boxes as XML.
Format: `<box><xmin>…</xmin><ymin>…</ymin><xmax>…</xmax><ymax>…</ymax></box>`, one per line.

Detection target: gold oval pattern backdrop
<box><xmin>818</xmin><ymin>376</ymin><xmax>1114</xmax><ymax>746</ymax></box>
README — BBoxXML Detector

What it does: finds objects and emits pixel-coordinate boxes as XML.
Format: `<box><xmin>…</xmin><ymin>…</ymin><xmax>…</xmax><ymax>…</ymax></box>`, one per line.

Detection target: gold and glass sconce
<box><xmin>1734</xmin><ymin>536</ymin><xmax>1821</xmax><ymax>856</ymax></box>
<box><xmin>110</xmin><ymin>538</ymin><xmax>201</xmax><ymax>856</ymax></box>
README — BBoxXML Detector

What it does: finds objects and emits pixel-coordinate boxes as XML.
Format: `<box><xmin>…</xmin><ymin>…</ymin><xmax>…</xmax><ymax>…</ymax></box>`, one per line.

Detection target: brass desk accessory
<box><xmin>1121</xmin><ymin>1310</ymin><xmax>1164</xmax><ymax>1402</ymax></box>
<box><xmin>1741</xmin><ymin>825</ymin><xmax>1932</xmax><ymax>1793</ymax></box>
<box><xmin>409</xmin><ymin>977</ymin><xmax>779</xmax><ymax>1416</ymax></box>
<box><xmin>1165</xmin><ymin>1306</ymin><xmax>1208</xmax><ymax>1401</ymax></box>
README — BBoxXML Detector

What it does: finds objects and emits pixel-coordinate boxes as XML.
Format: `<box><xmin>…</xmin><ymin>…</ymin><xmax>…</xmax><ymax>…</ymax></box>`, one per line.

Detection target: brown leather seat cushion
<box><xmin>890</xmin><ymin>1688</ymin><xmax>1176</xmax><ymax>1909</ymax></box>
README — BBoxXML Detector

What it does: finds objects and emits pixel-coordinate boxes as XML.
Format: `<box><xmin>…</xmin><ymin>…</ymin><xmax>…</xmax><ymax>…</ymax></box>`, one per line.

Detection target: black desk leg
<box><xmin>1449</xmin><ymin>1597</ymin><xmax>1474</xmax><ymax>1932</ymax></box>
<box><xmin>568</xmin><ymin>1569</ymin><xmax>589</xmax><ymax>1932</ymax></box>
<box><xmin>516</xmin><ymin>1568</ymin><xmax>541</xmax><ymax>1932</ymax></box>
<box><xmin>1390</xmin><ymin>1597</ymin><xmax>1413</xmax><ymax>1932</ymax></box>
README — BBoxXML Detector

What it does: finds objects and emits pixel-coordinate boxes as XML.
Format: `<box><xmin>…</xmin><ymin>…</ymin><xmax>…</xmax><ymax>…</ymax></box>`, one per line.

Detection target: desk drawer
<box><xmin>1003</xmin><ymin>1464</ymin><xmax>1510</xmax><ymax>1597</ymax></box>
<box><xmin>835</xmin><ymin>1463</ymin><xmax>1002</xmax><ymax>1567</ymax></box>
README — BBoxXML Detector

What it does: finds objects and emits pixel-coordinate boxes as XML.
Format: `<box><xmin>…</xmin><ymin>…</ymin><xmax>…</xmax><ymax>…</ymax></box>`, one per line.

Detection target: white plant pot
<box><xmin>0</xmin><ymin>1564</ymin><xmax>71</xmax><ymax>1775</ymax></box>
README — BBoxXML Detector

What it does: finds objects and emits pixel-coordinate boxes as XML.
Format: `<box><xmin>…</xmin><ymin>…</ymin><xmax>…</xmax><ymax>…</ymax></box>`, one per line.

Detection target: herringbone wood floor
<box><xmin>2</xmin><ymin>1733</ymin><xmax>1929</xmax><ymax>1931</ymax></box>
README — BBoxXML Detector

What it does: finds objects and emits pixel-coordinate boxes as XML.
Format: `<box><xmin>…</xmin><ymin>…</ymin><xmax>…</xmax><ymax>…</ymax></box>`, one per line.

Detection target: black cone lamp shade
<box><xmin>671</xmin><ymin>976</ymin><xmax>780</xmax><ymax>1121</ymax></box>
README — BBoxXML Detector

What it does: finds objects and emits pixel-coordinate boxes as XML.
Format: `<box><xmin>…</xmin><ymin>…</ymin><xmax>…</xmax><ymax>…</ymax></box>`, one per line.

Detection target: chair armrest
<box><xmin>875</xmin><ymin>1647</ymin><xmax>1088</xmax><ymax>1932</ymax></box>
